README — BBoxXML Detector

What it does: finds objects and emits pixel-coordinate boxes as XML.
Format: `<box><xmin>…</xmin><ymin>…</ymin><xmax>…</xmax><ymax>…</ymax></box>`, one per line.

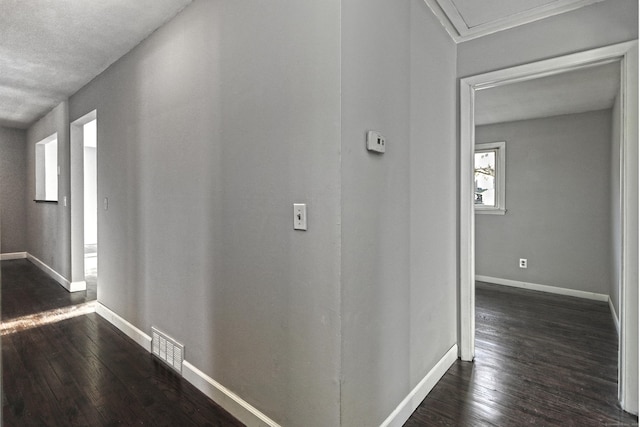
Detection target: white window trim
<box><xmin>35</xmin><ymin>133</ymin><xmax>59</xmax><ymax>202</ymax></box>
<box><xmin>475</xmin><ymin>141</ymin><xmax>505</xmax><ymax>215</ymax></box>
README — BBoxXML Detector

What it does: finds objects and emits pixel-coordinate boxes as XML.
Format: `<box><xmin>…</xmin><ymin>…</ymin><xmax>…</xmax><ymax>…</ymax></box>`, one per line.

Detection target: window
<box><xmin>474</xmin><ymin>141</ymin><xmax>505</xmax><ymax>214</ymax></box>
<box><xmin>35</xmin><ymin>133</ymin><xmax>58</xmax><ymax>201</ymax></box>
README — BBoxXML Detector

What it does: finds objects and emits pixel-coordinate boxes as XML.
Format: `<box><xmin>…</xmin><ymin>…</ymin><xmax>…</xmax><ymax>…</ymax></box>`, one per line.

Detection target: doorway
<box><xmin>458</xmin><ymin>41</ymin><xmax>638</xmax><ymax>413</ymax></box>
<box><xmin>71</xmin><ymin>110</ymin><xmax>98</xmax><ymax>299</ymax></box>
<box><xmin>83</xmin><ymin>119</ymin><xmax>98</xmax><ymax>287</ymax></box>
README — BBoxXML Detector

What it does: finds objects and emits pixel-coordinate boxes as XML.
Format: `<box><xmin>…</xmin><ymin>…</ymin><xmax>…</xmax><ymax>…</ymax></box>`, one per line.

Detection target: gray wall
<box><xmin>26</xmin><ymin>102</ymin><xmax>71</xmax><ymax>278</ymax></box>
<box><xmin>0</xmin><ymin>126</ymin><xmax>27</xmax><ymax>253</ymax></box>
<box><xmin>340</xmin><ymin>0</ymin><xmax>457</xmax><ymax>425</ymax></box>
<box><xmin>457</xmin><ymin>0</ymin><xmax>638</xmax><ymax>77</ymax></box>
<box><xmin>69</xmin><ymin>1</ymin><xmax>342</xmax><ymax>425</ymax></box>
<box><xmin>476</xmin><ymin>110</ymin><xmax>613</xmax><ymax>294</ymax></box>
<box><xmin>63</xmin><ymin>0</ymin><xmax>458</xmax><ymax>425</ymax></box>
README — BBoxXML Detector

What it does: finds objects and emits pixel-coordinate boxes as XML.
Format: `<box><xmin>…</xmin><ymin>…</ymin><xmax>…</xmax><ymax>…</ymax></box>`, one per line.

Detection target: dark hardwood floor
<box><xmin>2</xmin><ymin>259</ymin><xmax>96</xmax><ymax>320</ymax></box>
<box><xmin>2</xmin><ymin>259</ymin><xmax>243</xmax><ymax>426</ymax></box>
<box><xmin>3</xmin><ymin>260</ymin><xmax>638</xmax><ymax>426</ymax></box>
<box><xmin>405</xmin><ymin>281</ymin><xmax>638</xmax><ymax>426</ymax></box>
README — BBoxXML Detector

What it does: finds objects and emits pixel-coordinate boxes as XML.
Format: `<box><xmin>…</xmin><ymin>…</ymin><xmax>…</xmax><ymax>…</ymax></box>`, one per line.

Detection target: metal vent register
<box><xmin>151</xmin><ymin>327</ymin><xmax>184</xmax><ymax>374</ymax></box>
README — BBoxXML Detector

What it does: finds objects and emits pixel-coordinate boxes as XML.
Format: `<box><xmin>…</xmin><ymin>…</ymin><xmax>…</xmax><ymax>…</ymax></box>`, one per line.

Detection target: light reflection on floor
<box><xmin>1</xmin><ymin>301</ymin><xmax>96</xmax><ymax>336</ymax></box>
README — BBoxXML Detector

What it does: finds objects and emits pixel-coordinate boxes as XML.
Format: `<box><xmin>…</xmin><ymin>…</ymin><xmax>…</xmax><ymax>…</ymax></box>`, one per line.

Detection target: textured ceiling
<box><xmin>475</xmin><ymin>61</ymin><xmax>620</xmax><ymax>126</ymax></box>
<box><xmin>0</xmin><ymin>0</ymin><xmax>192</xmax><ymax>129</ymax></box>
<box><xmin>425</xmin><ymin>0</ymin><xmax>606</xmax><ymax>42</ymax></box>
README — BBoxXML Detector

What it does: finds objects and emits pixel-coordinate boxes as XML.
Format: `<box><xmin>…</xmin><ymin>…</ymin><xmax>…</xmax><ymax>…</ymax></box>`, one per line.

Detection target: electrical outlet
<box><xmin>519</xmin><ymin>258</ymin><xmax>528</xmax><ymax>269</ymax></box>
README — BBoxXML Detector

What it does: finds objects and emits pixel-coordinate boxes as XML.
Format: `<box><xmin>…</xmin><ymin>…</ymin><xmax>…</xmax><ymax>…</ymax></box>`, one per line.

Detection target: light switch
<box><xmin>104</xmin><ymin>197</ymin><xmax>109</xmax><ymax>211</ymax></box>
<box><xmin>293</xmin><ymin>204</ymin><xmax>307</xmax><ymax>231</ymax></box>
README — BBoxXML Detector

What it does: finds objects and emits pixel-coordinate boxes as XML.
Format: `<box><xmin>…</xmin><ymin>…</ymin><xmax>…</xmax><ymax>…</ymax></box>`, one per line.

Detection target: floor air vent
<box><xmin>151</xmin><ymin>327</ymin><xmax>184</xmax><ymax>375</ymax></box>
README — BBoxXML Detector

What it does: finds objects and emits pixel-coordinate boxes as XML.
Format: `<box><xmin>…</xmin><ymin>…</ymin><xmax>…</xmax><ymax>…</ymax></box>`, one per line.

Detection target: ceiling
<box><xmin>0</xmin><ymin>0</ymin><xmax>621</xmax><ymax>131</ymax></box>
<box><xmin>0</xmin><ymin>0</ymin><xmax>192</xmax><ymax>129</ymax></box>
<box><xmin>475</xmin><ymin>61</ymin><xmax>620</xmax><ymax>126</ymax></box>
<box><xmin>425</xmin><ymin>0</ymin><xmax>606</xmax><ymax>42</ymax></box>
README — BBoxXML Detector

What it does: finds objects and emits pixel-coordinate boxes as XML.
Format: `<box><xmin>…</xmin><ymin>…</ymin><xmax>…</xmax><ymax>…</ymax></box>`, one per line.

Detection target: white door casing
<box><xmin>459</xmin><ymin>40</ymin><xmax>638</xmax><ymax>414</ymax></box>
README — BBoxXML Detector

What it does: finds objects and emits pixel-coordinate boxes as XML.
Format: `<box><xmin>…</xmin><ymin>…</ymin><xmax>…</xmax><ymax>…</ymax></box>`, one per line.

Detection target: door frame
<box><xmin>70</xmin><ymin>110</ymin><xmax>98</xmax><ymax>288</ymax></box>
<box><xmin>458</xmin><ymin>40</ymin><xmax>638</xmax><ymax>413</ymax></box>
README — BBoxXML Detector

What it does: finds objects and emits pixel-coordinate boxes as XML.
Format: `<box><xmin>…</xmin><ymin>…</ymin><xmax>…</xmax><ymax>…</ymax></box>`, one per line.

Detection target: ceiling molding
<box><xmin>424</xmin><ymin>0</ymin><xmax>606</xmax><ymax>43</ymax></box>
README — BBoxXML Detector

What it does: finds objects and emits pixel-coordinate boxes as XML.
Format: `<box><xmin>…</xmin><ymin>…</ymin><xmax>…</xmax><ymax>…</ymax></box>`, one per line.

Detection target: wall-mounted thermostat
<box><xmin>366</xmin><ymin>130</ymin><xmax>386</xmax><ymax>153</ymax></box>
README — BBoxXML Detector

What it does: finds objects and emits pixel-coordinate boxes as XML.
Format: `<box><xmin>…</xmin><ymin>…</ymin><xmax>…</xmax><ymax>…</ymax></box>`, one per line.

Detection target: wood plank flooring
<box><xmin>3</xmin><ymin>260</ymin><xmax>638</xmax><ymax>426</ymax></box>
<box><xmin>2</xmin><ymin>259</ymin><xmax>243</xmax><ymax>426</ymax></box>
<box><xmin>404</xmin><ymin>282</ymin><xmax>638</xmax><ymax>426</ymax></box>
<box><xmin>2</xmin><ymin>259</ymin><xmax>96</xmax><ymax>320</ymax></box>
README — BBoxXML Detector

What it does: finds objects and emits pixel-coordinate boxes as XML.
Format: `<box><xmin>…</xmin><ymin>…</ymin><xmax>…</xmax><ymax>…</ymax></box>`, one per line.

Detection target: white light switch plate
<box><xmin>293</xmin><ymin>204</ymin><xmax>307</xmax><ymax>231</ymax></box>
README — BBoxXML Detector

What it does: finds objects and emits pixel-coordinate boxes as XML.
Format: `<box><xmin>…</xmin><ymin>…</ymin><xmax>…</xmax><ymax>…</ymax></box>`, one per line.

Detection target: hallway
<box><xmin>1</xmin><ymin>259</ymin><xmax>242</xmax><ymax>426</ymax></box>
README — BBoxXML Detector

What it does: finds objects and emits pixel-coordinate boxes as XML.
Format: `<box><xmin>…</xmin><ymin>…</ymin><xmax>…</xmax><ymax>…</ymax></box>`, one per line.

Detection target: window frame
<box><xmin>474</xmin><ymin>141</ymin><xmax>506</xmax><ymax>215</ymax></box>
<box><xmin>35</xmin><ymin>133</ymin><xmax>59</xmax><ymax>202</ymax></box>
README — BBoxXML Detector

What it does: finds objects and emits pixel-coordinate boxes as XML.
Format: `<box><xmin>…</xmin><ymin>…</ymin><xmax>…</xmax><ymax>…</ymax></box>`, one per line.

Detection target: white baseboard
<box><xmin>380</xmin><ymin>344</ymin><xmax>458</xmax><ymax>427</ymax></box>
<box><xmin>182</xmin><ymin>361</ymin><xmax>281</xmax><ymax>427</ymax></box>
<box><xmin>1</xmin><ymin>252</ymin><xmax>27</xmax><ymax>260</ymax></box>
<box><xmin>94</xmin><ymin>302</ymin><xmax>278</xmax><ymax>426</ymax></box>
<box><xmin>476</xmin><ymin>275</ymin><xmax>609</xmax><ymax>302</ymax></box>
<box><xmin>608</xmin><ymin>297</ymin><xmax>620</xmax><ymax>335</ymax></box>
<box><xmin>26</xmin><ymin>253</ymin><xmax>86</xmax><ymax>292</ymax></box>
<box><xmin>95</xmin><ymin>303</ymin><xmax>152</xmax><ymax>352</ymax></box>
<box><xmin>70</xmin><ymin>281</ymin><xmax>88</xmax><ymax>292</ymax></box>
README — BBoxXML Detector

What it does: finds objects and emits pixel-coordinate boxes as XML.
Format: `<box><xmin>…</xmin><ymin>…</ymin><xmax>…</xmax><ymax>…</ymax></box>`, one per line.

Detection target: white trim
<box><xmin>1</xmin><ymin>252</ymin><xmax>27</xmax><ymax>260</ymax></box>
<box><xmin>70</xmin><ymin>281</ymin><xmax>88</xmax><ymax>291</ymax></box>
<box><xmin>609</xmin><ymin>297</ymin><xmax>620</xmax><ymax>336</ymax></box>
<box><xmin>95</xmin><ymin>303</ymin><xmax>152</xmax><ymax>353</ymax></box>
<box><xmin>70</xmin><ymin>109</ymin><xmax>98</xmax><ymax>285</ymax></box>
<box><xmin>459</xmin><ymin>59</ymin><xmax>476</xmax><ymax>362</ymax></box>
<box><xmin>182</xmin><ymin>361</ymin><xmax>281</xmax><ymax>427</ymax></box>
<box><xmin>618</xmin><ymin>41</ymin><xmax>638</xmax><ymax>415</ymax></box>
<box><xmin>462</xmin><ymin>44</ymin><xmax>637</xmax><ymax>89</ymax></box>
<box><xmin>94</xmin><ymin>302</ymin><xmax>279</xmax><ymax>426</ymax></box>
<box><xmin>26</xmin><ymin>253</ymin><xmax>85</xmax><ymax>292</ymax></box>
<box><xmin>423</xmin><ymin>0</ymin><xmax>605</xmax><ymax>43</ymax></box>
<box><xmin>475</xmin><ymin>209</ymin><xmax>506</xmax><ymax>215</ymax></box>
<box><xmin>476</xmin><ymin>275</ymin><xmax>609</xmax><ymax>302</ymax></box>
<box><xmin>459</xmin><ymin>41</ymin><xmax>638</xmax><ymax>412</ymax></box>
<box><xmin>379</xmin><ymin>344</ymin><xmax>458</xmax><ymax>427</ymax></box>
<box><xmin>422</xmin><ymin>0</ymin><xmax>461</xmax><ymax>42</ymax></box>
<box><xmin>67</xmin><ymin>281</ymin><xmax>86</xmax><ymax>292</ymax></box>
